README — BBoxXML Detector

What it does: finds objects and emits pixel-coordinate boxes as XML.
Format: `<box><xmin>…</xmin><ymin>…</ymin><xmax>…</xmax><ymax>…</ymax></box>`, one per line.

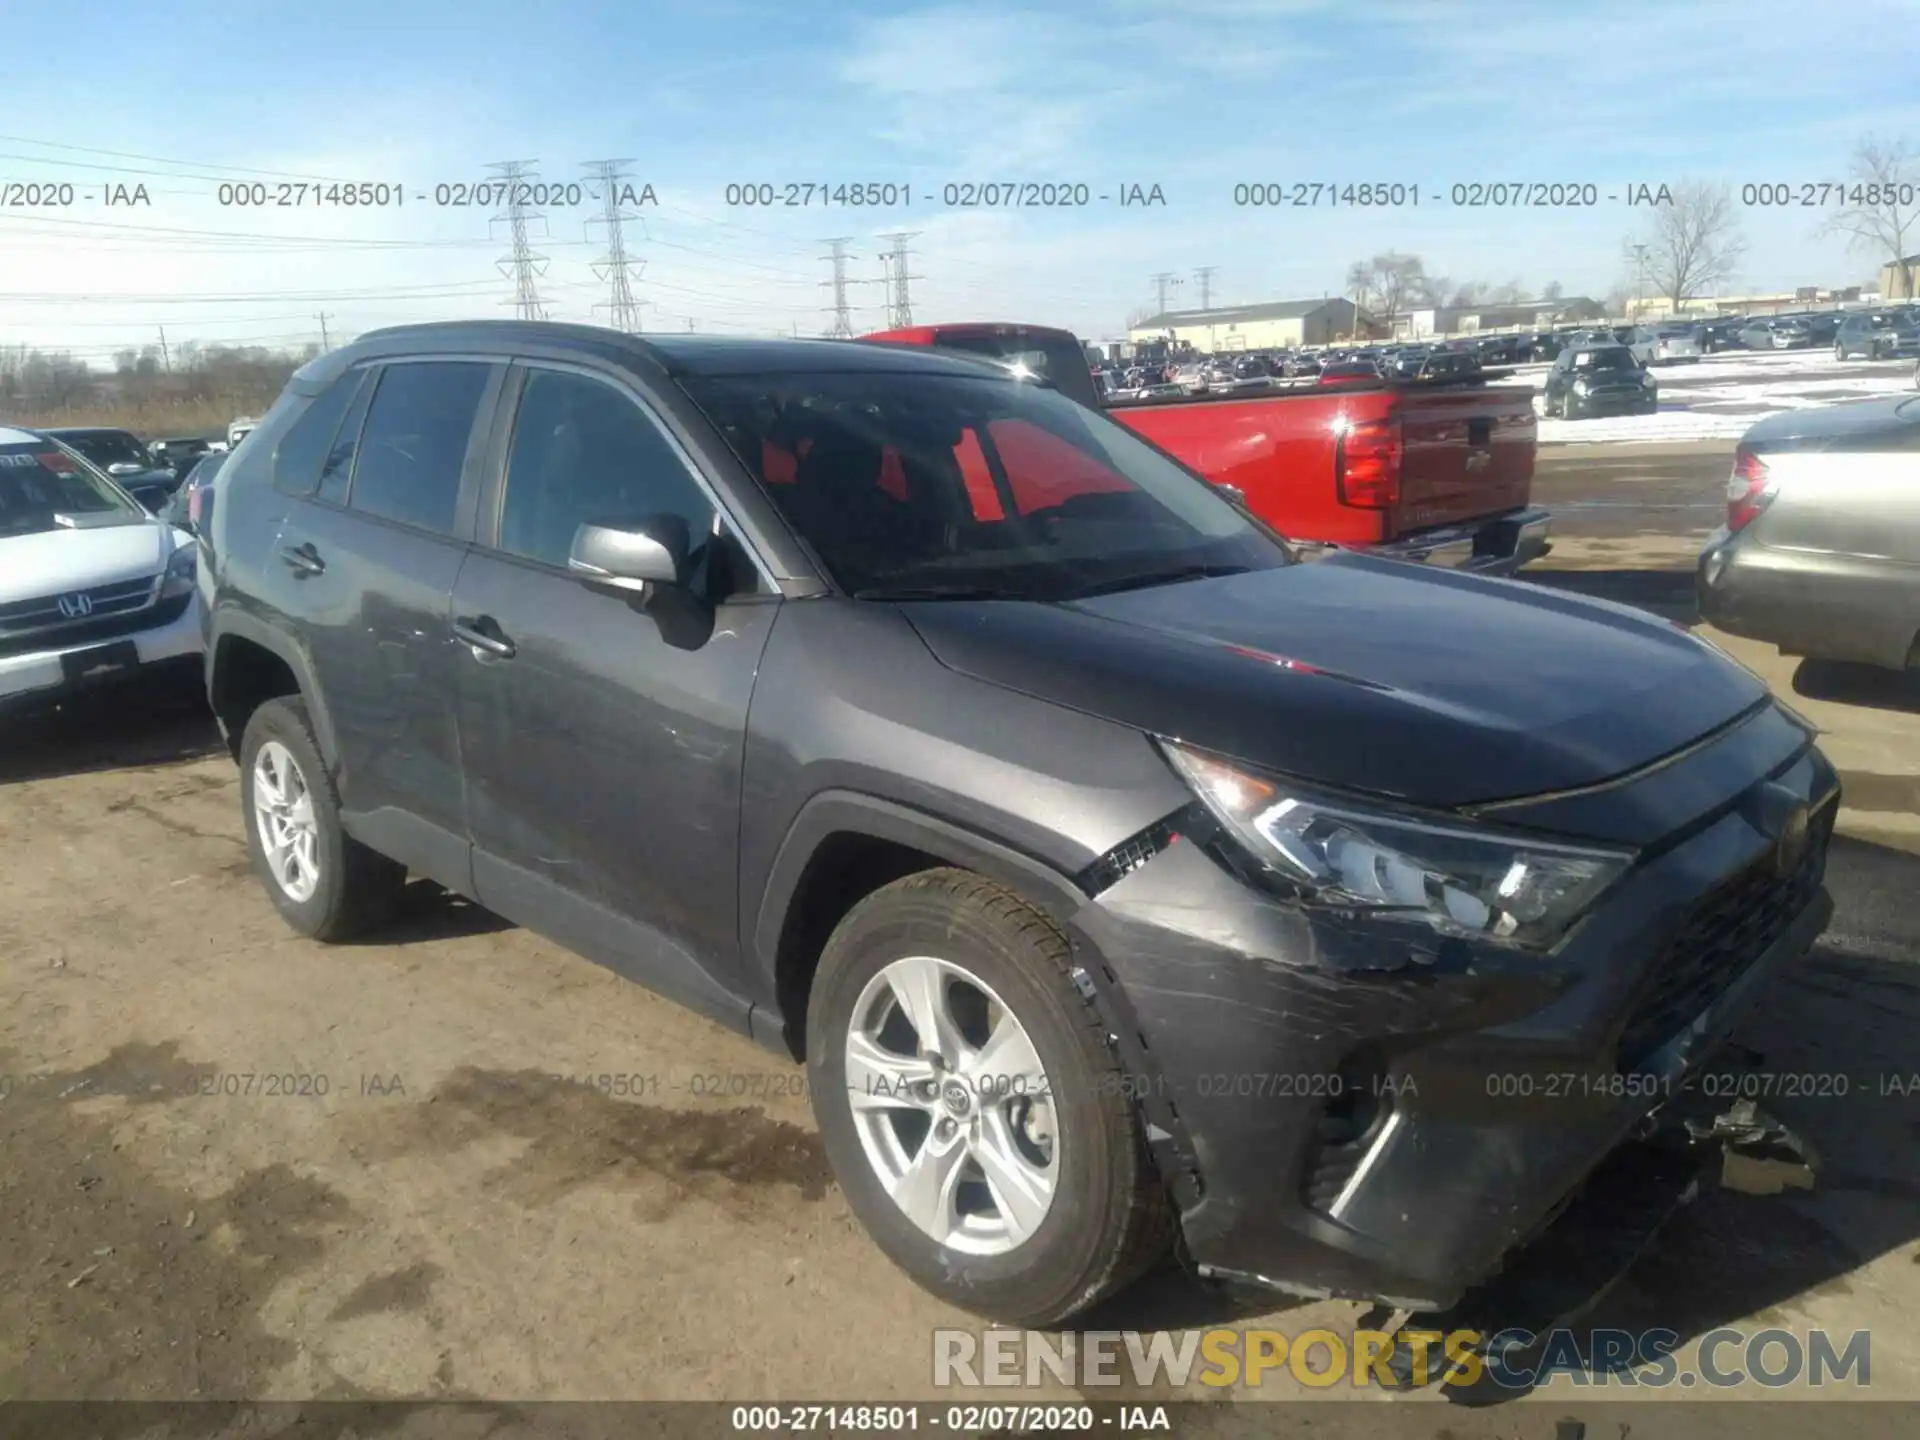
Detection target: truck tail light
<box><xmin>1335</xmin><ymin>416</ymin><xmax>1402</xmax><ymax>508</ymax></box>
<box><xmin>1725</xmin><ymin>446</ymin><xmax>1774</xmax><ymax>532</ymax></box>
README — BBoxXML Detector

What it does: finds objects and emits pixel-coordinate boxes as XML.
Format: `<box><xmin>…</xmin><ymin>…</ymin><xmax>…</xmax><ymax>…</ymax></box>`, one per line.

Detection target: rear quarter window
<box><xmin>274</xmin><ymin>369</ymin><xmax>367</xmax><ymax>495</ymax></box>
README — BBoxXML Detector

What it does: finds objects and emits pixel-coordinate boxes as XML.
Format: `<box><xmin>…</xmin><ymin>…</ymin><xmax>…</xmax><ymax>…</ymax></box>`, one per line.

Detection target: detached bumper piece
<box><xmin>1383</xmin><ymin>1091</ymin><xmax>1818</xmax><ymax>1391</ymax></box>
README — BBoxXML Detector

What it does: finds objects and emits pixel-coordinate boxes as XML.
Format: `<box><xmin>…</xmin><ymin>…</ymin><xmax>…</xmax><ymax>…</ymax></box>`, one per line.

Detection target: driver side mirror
<box><xmin>567</xmin><ymin>516</ymin><xmax>690</xmax><ymax>596</ymax></box>
<box><xmin>107</xmin><ymin>461</ymin><xmax>146</xmax><ymax>477</ymax></box>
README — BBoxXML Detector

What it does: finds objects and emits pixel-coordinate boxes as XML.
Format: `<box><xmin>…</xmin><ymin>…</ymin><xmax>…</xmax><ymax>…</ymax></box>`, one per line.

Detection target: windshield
<box><xmin>929</xmin><ymin>331</ymin><xmax>1104</xmax><ymax>411</ymax></box>
<box><xmin>53</xmin><ymin>430</ymin><xmax>152</xmax><ymax>470</ymax></box>
<box><xmin>0</xmin><ymin>444</ymin><xmax>142</xmax><ymax>537</ymax></box>
<box><xmin>680</xmin><ymin>368</ymin><xmax>1288</xmax><ymax>600</ymax></box>
<box><xmin>1574</xmin><ymin>348</ymin><xmax>1638</xmax><ymax>372</ymax></box>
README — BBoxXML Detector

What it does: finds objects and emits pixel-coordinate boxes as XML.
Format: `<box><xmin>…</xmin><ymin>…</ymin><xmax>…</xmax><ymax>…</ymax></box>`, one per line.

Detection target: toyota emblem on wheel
<box><xmin>56</xmin><ymin>592</ymin><xmax>93</xmax><ymax>619</ymax></box>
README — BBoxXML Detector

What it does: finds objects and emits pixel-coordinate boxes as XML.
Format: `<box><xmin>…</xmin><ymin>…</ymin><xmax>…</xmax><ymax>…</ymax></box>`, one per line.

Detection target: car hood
<box><xmin>899</xmin><ymin>556</ymin><xmax>1768</xmax><ymax>809</ymax></box>
<box><xmin>0</xmin><ymin>514</ymin><xmax>176</xmax><ymax>605</ymax></box>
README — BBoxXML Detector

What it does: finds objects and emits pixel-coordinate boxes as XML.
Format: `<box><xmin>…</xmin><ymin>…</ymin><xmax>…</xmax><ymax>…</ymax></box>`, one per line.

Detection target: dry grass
<box><xmin>5</xmin><ymin>398</ymin><xmax>265</xmax><ymax>438</ymax></box>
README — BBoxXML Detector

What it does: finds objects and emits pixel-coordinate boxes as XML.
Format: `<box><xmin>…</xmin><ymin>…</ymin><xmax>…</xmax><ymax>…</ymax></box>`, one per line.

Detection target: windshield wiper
<box><xmin>851</xmin><ymin>585</ymin><xmax>1010</xmax><ymax>601</ymax></box>
<box><xmin>1068</xmin><ymin>563</ymin><xmax>1253</xmax><ymax>599</ymax></box>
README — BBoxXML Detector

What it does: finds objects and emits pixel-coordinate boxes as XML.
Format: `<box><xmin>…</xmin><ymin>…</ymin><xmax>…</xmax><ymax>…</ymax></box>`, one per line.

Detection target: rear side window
<box><xmin>316</xmin><ymin>370</ymin><xmax>376</xmax><ymax>506</ymax></box>
<box><xmin>347</xmin><ymin>362</ymin><xmax>490</xmax><ymax>536</ymax></box>
<box><xmin>274</xmin><ymin>370</ymin><xmax>364</xmax><ymax>495</ymax></box>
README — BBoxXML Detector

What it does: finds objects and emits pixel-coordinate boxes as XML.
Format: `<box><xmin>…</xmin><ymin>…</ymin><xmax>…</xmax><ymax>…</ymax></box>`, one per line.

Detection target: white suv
<box><xmin>0</xmin><ymin>426</ymin><xmax>201</xmax><ymax>714</ymax></box>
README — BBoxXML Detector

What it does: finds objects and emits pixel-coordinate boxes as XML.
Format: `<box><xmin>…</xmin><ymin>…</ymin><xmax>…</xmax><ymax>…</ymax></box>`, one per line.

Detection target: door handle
<box><xmin>278</xmin><ymin>542</ymin><xmax>325</xmax><ymax>576</ymax></box>
<box><xmin>452</xmin><ymin>616</ymin><xmax>516</xmax><ymax>660</ymax></box>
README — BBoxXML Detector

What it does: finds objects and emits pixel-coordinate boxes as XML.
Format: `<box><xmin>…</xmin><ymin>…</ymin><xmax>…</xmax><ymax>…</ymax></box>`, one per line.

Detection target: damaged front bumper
<box><xmin>1065</xmin><ymin>726</ymin><xmax>1838</xmax><ymax>1313</ymax></box>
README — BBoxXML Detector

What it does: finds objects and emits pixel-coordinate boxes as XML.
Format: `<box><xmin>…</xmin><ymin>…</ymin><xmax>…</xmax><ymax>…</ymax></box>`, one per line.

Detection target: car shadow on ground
<box><xmin>0</xmin><ymin>670</ymin><xmax>223</xmax><ymax>787</ymax></box>
<box><xmin>1059</xmin><ymin>835</ymin><xmax>1919</xmax><ymax>1407</ymax></box>
<box><xmin>1792</xmin><ymin>658</ymin><xmax>1920</xmax><ymax>716</ymax></box>
<box><xmin>341</xmin><ymin>879</ymin><xmax>517</xmax><ymax>945</ymax></box>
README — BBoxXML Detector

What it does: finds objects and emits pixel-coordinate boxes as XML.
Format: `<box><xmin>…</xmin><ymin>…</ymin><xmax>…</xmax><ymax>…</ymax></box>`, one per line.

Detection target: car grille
<box><xmin>0</xmin><ymin>579</ymin><xmax>181</xmax><ymax>660</ymax></box>
<box><xmin>1615</xmin><ymin>799</ymin><xmax>1834</xmax><ymax>1071</ymax></box>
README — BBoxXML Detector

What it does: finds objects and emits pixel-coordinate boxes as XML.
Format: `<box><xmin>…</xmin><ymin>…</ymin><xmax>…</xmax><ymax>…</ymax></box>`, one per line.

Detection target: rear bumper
<box><xmin>1353</xmin><ymin>506</ymin><xmax>1552</xmax><ymax>577</ymax></box>
<box><xmin>1697</xmin><ymin>526</ymin><xmax>1917</xmax><ymax>668</ymax></box>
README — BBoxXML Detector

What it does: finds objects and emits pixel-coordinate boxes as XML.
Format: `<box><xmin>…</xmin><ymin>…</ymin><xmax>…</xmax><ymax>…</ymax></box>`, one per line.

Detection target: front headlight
<box><xmin>1573</xmin><ymin>377</ymin><xmax>1591</xmax><ymax>394</ymax></box>
<box><xmin>162</xmin><ymin>542</ymin><xmax>197</xmax><ymax>597</ymax></box>
<box><xmin>1161</xmin><ymin>742</ymin><xmax>1632</xmax><ymax>951</ymax></box>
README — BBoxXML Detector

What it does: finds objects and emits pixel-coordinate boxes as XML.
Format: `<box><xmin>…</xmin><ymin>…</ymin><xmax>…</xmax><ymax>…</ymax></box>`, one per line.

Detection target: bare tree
<box><xmin>1346</xmin><ymin>251</ymin><xmax>1429</xmax><ymax>334</ymax></box>
<box><xmin>1541</xmin><ymin>279</ymin><xmax>1564</xmax><ymax>302</ymax></box>
<box><xmin>1823</xmin><ymin>136</ymin><xmax>1920</xmax><ymax>300</ymax></box>
<box><xmin>1631</xmin><ymin>179</ymin><xmax>1745</xmax><ymax>312</ymax></box>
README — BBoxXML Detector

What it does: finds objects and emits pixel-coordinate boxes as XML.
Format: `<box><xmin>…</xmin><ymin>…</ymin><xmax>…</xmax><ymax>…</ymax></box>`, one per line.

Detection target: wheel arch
<box><xmin>749</xmin><ymin>792</ymin><xmax>1091</xmax><ymax>1062</ymax></box>
<box><xmin>208</xmin><ymin>611</ymin><xmax>335</xmax><ymax>765</ymax></box>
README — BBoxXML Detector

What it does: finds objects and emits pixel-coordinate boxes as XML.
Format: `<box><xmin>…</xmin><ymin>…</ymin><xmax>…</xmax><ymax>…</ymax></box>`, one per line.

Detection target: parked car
<box><xmin>1770</xmin><ymin>318</ymin><xmax>1814</xmax><ymax>350</ymax></box>
<box><xmin>1284</xmin><ymin>352</ymin><xmax>1323</xmax><ymax>377</ymax></box>
<box><xmin>1629</xmin><ymin>324</ymin><xmax>1703</xmax><ymax>365</ymax></box>
<box><xmin>867</xmin><ymin>322</ymin><xmax>1547</xmax><ymax>573</ymax></box>
<box><xmin>42</xmin><ymin>427</ymin><xmax>182</xmax><ymax>513</ymax></box>
<box><xmin>1382</xmin><ymin>347</ymin><xmax>1432</xmax><ymax>378</ymax></box>
<box><xmin>1802</xmin><ymin>313</ymin><xmax>1844</xmax><ymax>346</ymax></box>
<box><xmin>1542</xmin><ymin>345</ymin><xmax>1659</xmax><ymax>419</ymax></box>
<box><xmin>1414</xmin><ymin>351</ymin><xmax>1484</xmax><ymax>381</ymax></box>
<box><xmin>162</xmin><ymin>450</ymin><xmax>228</xmax><ymax>533</ymax></box>
<box><xmin>1738</xmin><ymin>319</ymin><xmax>1779</xmax><ymax>351</ymax></box>
<box><xmin>0</xmin><ymin>425</ymin><xmax>200</xmax><ymax>715</ymax></box>
<box><xmin>150</xmin><ymin>435</ymin><xmax>216</xmax><ymax>479</ymax></box>
<box><xmin>1834</xmin><ymin>309</ymin><xmax>1920</xmax><ymax>361</ymax></box>
<box><xmin>207</xmin><ymin>320</ymin><xmax>1837</xmax><ymax>1326</ymax></box>
<box><xmin>1698</xmin><ymin>395</ymin><xmax>1920</xmax><ymax>669</ymax></box>
<box><xmin>1316</xmin><ymin>358</ymin><xmax>1383</xmax><ymax>384</ymax></box>
<box><xmin>1697</xmin><ymin>317</ymin><xmax>1746</xmax><ymax>352</ymax></box>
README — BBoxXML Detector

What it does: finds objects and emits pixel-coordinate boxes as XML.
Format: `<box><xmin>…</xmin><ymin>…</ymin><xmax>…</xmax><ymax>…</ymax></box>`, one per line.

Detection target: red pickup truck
<box><xmin>863</xmin><ymin>322</ymin><xmax>1550</xmax><ymax>575</ymax></box>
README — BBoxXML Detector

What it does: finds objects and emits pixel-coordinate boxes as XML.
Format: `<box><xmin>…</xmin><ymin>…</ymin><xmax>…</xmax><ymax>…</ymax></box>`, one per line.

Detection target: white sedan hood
<box><xmin>0</xmin><ymin>517</ymin><xmax>176</xmax><ymax>606</ymax></box>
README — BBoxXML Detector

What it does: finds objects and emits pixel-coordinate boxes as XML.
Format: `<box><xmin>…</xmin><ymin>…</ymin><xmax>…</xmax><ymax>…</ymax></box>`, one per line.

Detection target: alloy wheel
<box><xmin>844</xmin><ymin>954</ymin><xmax>1059</xmax><ymax>1256</ymax></box>
<box><xmin>253</xmin><ymin>739</ymin><xmax>320</xmax><ymax>903</ymax></box>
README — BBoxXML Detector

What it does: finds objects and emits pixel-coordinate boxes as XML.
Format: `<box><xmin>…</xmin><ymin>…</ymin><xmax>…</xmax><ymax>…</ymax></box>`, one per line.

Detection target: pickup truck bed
<box><xmin>862</xmin><ymin>323</ymin><xmax>1550</xmax><ymax>575</ymax></box>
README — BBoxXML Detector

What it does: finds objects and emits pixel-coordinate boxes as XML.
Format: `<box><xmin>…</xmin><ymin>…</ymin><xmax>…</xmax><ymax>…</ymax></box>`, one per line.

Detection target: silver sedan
<box><xmin>1698</xmin><ymin>395</ymin><xmax>1920</xmax><ymax>669</ymax></box>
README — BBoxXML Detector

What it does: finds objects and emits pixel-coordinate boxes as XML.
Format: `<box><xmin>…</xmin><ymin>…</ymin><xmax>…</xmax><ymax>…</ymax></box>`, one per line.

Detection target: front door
<box><xmin>450</xmin><ymin>362</ymin><xmax>779</xmax><ymax>1025</ymax></box>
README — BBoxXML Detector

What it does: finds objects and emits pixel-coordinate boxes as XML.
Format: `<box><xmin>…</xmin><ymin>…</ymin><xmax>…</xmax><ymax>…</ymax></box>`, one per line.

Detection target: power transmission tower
<box><xmin>821</xmin><ymin>237</ymin><xmax>857</xmax><ymax>338</ymax></box>
<box><xmin>315</xmin><ymin>311</ymin><xmax>333</xmax><ymax>350</ymax></box>
<box><xmin>584</xmin><ymin>159</ymin><xmax>647</xmax><ymax>332</ymax></box>
<box><xmin>878</xmin><ymin>232</ymin><xmax>921</xmax><ymax>328</ymax></box>
<box><xmin>1149</xmin><ymin>272</ymin><xmax>1182</xmax><ymax>316</ymax></box>
<box><xmin>1194</xmin><ymin>266</ymin><xmax>1216</xmax><ymax>311</ymax></box>
<box><xmin>489</xmin><ymin>160</ymin><xmax>549</xmax><ymax>321</ymax></box>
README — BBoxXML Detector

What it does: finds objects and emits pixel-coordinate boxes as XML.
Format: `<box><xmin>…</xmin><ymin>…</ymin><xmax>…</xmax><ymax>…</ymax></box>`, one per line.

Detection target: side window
<box><xmin>497</xmin><ymin>368</ymin><xmax>719</xmax><ymax>574</ymax></box>
<box><xmin>273</xmin><ymin>369</ymin><xmax>363</xmax><ymax>495</ymax></box>
<box><xmin>347</xmin><ymin>361</ymin><xmax>491</xmax><ymax>536</ymax></box>
<box><xmin>316</xmin><ymin>368</ymin><xmax>376</xmax><ymax>507</ymax></box>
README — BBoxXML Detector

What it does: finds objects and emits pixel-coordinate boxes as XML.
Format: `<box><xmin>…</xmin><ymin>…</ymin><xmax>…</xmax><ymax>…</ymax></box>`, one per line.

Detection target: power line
<box><xmin>583</xmin><ymin>159</ymin><xmax>647</xmax><ymax>333</ymax></box>
<box><xmin>489</xmin><ymin>160</ymin><xmax>549</xmax><ymax>322</ymax></box>
<box><xmin>878</xmin><ymin>232</ymin><xmax>920</xmax><ymax>328</ymax></box>
<box><xmin>821</xmin><ymin>237</ymin><xmax>856</xmax><ymax>338</ymax></box>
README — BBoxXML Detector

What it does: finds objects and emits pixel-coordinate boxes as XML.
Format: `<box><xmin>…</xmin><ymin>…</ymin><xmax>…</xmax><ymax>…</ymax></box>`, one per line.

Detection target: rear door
<box><xmin>266</xmin><ymin>356</ymin><xmax>503</xmax><ymax>891</ymax></box>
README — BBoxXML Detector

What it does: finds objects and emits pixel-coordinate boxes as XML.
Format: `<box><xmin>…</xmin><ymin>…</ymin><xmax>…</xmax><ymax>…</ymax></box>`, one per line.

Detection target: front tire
<box><xmin>239</xmin><ymin>697</ymin><xmax>407</xmax><ymax>940</ymax></box>
<box><xmin>807</xmin><ymin>869</ymin><xmax>1175</xmax><ymax>1326</ymax></box>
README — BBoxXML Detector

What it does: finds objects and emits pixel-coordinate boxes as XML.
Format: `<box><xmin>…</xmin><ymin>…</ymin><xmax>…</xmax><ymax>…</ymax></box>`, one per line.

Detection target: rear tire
<box><xmin>807</xmin><ymin>869</ymin><xmax>1175</xmax><ymax>1326</ymax></box>
<box><xmin>239</xmin><ymin>697</ymin><xmax>407</xmax><ymax>941</ymax></box>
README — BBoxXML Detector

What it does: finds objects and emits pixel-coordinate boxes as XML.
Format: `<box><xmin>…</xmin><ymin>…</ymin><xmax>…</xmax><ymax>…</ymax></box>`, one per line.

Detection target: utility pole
<box><xmin>584</xmin><ymin>159</ymin><xmax>646</xmax><ymax>332</ymax></box>
<box><xmin>489</xmin><ymin>160</ymin><xmax>549</xmax><ymax>321</ymax></box>
<box><xmin>878</xmin><ymin>232</ymin><xmax>921</xmax><ymax>328</ymax></box>
<box><xmin>314</xmin><ymin>311</ymin><xmax>333</xmax><ymax>350</ymax></box>
<box><xmin>1193</xmin><ymin>266</ymin><xmax>1216</xmax><ymax>311</ymax></box>
<box><xmin>1631</xmin><ymin>243</ymin><xmax>1649</xmax><ymax>318</ymax></box>
<box><xmin>821</xmin><ymin>237</ymin><xmax>856</xmax><ymax>338</ymax></box>
<box><xmin>156</xmin><ymin>325</ymin><xmax>170</xmax><ymax>371</ymax></box>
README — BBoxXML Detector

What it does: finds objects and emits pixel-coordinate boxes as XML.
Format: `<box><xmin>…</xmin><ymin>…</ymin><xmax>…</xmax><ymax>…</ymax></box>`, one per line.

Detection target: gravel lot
<box><xmin>2</xmin><ymin>450</ymin><xmax>1916</xmax><ymax>1418</ymax></box>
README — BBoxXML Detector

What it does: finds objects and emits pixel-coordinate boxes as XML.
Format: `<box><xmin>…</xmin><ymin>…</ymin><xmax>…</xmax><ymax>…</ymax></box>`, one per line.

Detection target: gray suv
<box><xmin>201</xmin><ymin>321</ymin><xmax>1836</xmax><ymax>1326</ymax></box>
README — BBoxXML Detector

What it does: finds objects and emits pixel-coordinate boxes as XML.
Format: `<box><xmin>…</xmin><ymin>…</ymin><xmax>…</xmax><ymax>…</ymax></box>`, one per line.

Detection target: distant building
<box><xmin>1127</xmin><ymin>298</ymin><xmax>1373</xmax><ymax>351</ymax></box>
<box><xmin>1401</xmin><ymin>297</ymin><xmax>1603</xmax><ymax>336</ymax></box>
<box><xmin>1881</xmin><ymin>255</ymin><xmax>1920</xmax><ymax>300</ymax></box>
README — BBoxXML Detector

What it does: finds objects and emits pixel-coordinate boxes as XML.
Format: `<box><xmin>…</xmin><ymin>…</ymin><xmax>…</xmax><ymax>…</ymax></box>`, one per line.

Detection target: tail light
<box><xmin>1335</xmin><ymin>416</ymin><xmax>1402</xmax><ymax>508</ymax></box>
<box><xmin>1725</xmin><ymin>446</ymin><xmax>1774</xmax><ymax>532</ymax></box>
<box><xmin>188</xmin><ymin>478</ymin><xmax>214</xmax><ymax>530</ymax></box>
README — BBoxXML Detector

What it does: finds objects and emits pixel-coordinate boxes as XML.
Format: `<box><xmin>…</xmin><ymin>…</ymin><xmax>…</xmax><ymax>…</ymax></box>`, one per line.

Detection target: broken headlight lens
<box><xmin>1162</xmin><ymin>741</ymin><xmax>1632</xmax><ymax>951</ymax></box>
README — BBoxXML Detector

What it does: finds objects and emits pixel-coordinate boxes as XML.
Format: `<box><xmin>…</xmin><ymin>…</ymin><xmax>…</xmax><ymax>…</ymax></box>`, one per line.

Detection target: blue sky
<box><xmin>4</xmin><ymin>0</ymin><xmax>1919</xmax><ymax>359</ymax></box>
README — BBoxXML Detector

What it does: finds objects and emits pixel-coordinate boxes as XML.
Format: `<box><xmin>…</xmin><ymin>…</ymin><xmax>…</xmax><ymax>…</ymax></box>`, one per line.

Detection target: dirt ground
<box><xmin>3</xmin><ymin>507</ymin><xmax>1919</xmax><ymax>1417</ymax></box>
